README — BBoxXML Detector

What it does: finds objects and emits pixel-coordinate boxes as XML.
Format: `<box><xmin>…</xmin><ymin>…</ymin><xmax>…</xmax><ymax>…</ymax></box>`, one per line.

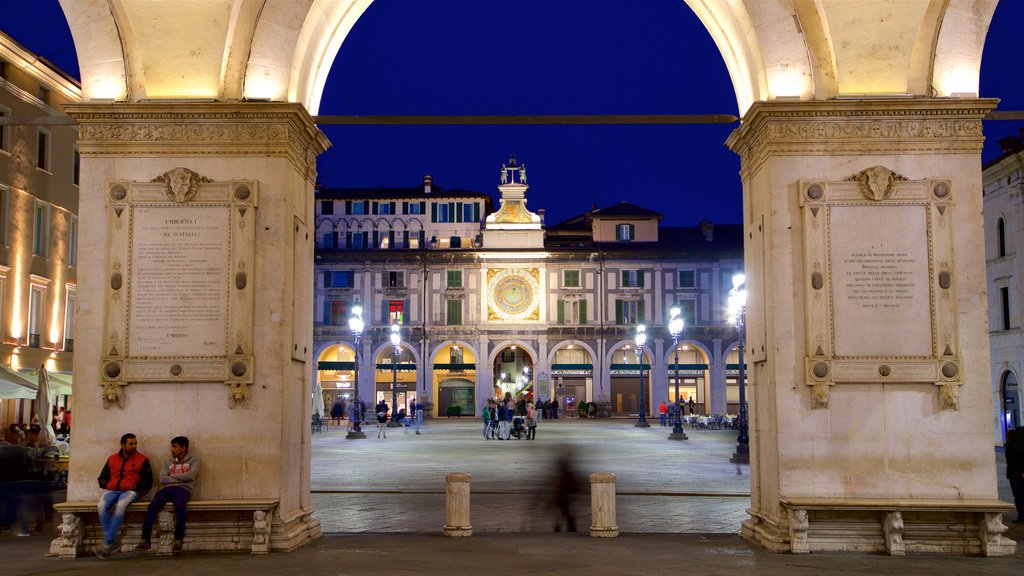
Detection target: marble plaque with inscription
<box><xmin>830</xmin><ymin>205</ymin><xmax>931</xmax><ymax>357</ymax></box>
<box><xmin>129</xmin><ymin>205</ymin><xmax>230</xmax><ymax>357</ymax></box>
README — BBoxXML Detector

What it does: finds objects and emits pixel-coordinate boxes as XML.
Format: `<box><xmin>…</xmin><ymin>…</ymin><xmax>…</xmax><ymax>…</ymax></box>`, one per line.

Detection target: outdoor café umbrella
<box><xmin>35</xmin><ymin>364</ymin><xmax>57</xmax><ymax>447</ymax></box>
<box><xmin>312</xmin><ymin>381</ymin><xmax>326</xmax><ymax>417</ymax></box>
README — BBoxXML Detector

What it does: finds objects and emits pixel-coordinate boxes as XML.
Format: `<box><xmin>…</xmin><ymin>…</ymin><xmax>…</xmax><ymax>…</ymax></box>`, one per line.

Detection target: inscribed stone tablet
<box><xmin>129</xmin><ymin>205</ymin><xmax>230</xmax><ymax>357</ymax></box>
<box><xmin>830</xmin><ymin>205</ymin><xmax>931</xmax><ymax>357</ymax></box>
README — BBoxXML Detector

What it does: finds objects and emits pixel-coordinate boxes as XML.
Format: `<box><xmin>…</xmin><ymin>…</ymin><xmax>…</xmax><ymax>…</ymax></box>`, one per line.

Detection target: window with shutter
<box><xmin>578</xmin><ymin>299</ymin><xmax>587</xmax><ymax>324</ymax></box>
<box><xmin>557</xmin><ymin>299</ymin><xmax>565</xmax><ymax>324</ymax></box>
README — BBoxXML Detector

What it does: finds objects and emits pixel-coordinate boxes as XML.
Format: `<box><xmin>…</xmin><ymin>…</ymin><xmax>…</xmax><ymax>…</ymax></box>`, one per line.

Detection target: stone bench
<box><xmin>779</xmin><ymin>498</ymin><xmax>1016</xmax><ymax>556</ymax></box>
<box><xmin>48</xmin><ymin>498</ymin><xmax>279</xmax><ymax>558</ymax></box>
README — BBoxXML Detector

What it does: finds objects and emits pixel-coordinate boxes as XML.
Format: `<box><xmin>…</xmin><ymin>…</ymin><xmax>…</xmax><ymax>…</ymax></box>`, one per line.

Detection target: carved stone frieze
<box><xmin>810</xmin><ymin>382</ymin><xmax>830</xmax><ymax>408</ymax></box>
<box><xmin>65</xmin><ymin>103</ymin><xmax>330</xmax><ymax>184</ymax></box>
<box><xmin>725</xmin><ymin>99</ymin><xmax>997</xmax><ymax>179</ymax></box>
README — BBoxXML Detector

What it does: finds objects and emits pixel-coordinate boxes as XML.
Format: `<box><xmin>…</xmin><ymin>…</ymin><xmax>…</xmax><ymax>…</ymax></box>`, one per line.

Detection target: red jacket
<box><xmin>97</xmin><ymin>450</ymin><xmax>153</xmax><ymax>494</ymax></box>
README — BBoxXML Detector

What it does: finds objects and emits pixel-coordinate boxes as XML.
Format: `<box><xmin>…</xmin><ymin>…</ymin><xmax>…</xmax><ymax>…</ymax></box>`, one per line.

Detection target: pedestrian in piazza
<box><xmin>525</xmin><ymin>402</ymin><xmax>537</xmax><ymax>440</ymax></box>
<box><xmin>551</xmin><ymin>398</ymin><xmax>559</xmax><ymax>419</ymax></box>
<box><xmin>414</xmin><ymin>399</ymin><xmax>424</xmax><ymax>435</ymax></box>
<box><xmin>482</xmin><ymin>401</ymin><xmax>492</xmax><ymax>439</ymax></box>
<box><xmin>497</xmin><ymin>400</ymin><xmax>510</xmax><ymax>440</ymax></box>
<box><xmin>658</xmin><ymin>402</ymin><xmax>668</xmax><ymax>426</ymax></box>
<box><xmin>376</xmin><ymin>402</ymin><xmax>389</xmax><ymax>439</ymax></box>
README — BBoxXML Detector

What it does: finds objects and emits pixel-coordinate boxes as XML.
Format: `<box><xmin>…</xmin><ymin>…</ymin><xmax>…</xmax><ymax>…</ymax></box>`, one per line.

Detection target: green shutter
<box><xmin>628</xmin><ymin>223</ymin><xmax>635</xmax><ymax>240</ymax></box>
<box><xmin>381</xmin><ymin>300</ymin><xmax>387</xmax><ymax>324</ymax></box>
<box><xmin>447</xmin><ymin>299</ymin><xmax>461</xmax><ymax>325</ymax></box>
<box><xmin>345</xmin><ymin>200</ymin><xmax>352</xmax><ymax>214</ymax></box>
<box><xmin>403</xmin><ymin>298</ymin><xmax>410</xmax><ymax>324</ymax></box>
<box><xmin>388</xmin><ymin>230</ymin><xmax>395</xmax><ymax>248</ymax></box>
<box><xmin>579</xmin><ymin>299</ymin><xmax>587</xmax><ymax>324</ymax></box>
<box><xmin>638</xmin><ymin>299</ymin><xmax>645</xmax><ymax>322</ymax></box>
<box><xmin>362</xmin><ymin>200</ymin><xmax>369</xmax><ymax>214</ymax></box>
<box><xmin>449</xmin><ymin>202</ymin><xmax>455</xmax><ymax>220</ymax></box>
<box><xmin>456</xmin><ymin>202</ymin><xmax>463</xmax><ymax>222</ymax></box>
<box><xmin>372</xmin><ymin>231</ymin><xmax>379</xmax><ymax>248</ymax></box>
<box><xmin>420</xmin><ymin>201</ymin><xmax>426</xmax><ymax>214</ymax></box>
<box><xmin>432</xmin><ymin>202</ymin><xmax>437</xmax><ymax>222</ymax></box>
<box><xmin>346</xmin><ymin>231</ymin><xmax>352</xmax><ymax>248</ymax></box>
<box><xmin>638</xmin><ymin>271</ymin><xmax>645</xmax><ymax>288</ymax></box>
<box><xmin>322</xmin><ymin>273</ymin><xmax>330</xmax><ymax>288</ymax></box>
<box><xmin>615</xmin><ymin>300</ymin><xmax>623</xmax><ymax>325</ymax></box>
<box><xmin>323</xmin><ymin>301</ymin><xmax>331</xmax><ymax>324</ymax></box>
<box><xmin>390</xmin><ymin>201</ymin><xmax>396</xmax><ymax>214</ymax></box>
<box><xmin>402</xmin><ymin>201</ymin><xmax>408</xmax><ymax>214</ymax></box>
<box><xmin>557</xmin><ymin>299</ymin><xmax>565</xmax><ymax>324</ymax></box>
<box><xmin>418</xmin><ymin>230</ymin><xmax>425</xmax><ymax>248</ymax></box>
<box><xmin>372</xmin><ymin>202</ymin><xmax>378</xmax><ymax>215</ymax></box>
<box><xmin>403</xmin><ymin>230</ymin><xmax>409</xmax><ymax>248</ymax></box>
<box><xmin>474</xmin><ymin>202</ymin><xmax>480</xmax><ymax>222</ymax></box>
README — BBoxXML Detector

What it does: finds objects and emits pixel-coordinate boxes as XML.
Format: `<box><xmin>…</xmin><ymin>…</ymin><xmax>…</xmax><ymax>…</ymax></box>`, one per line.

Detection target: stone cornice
<box><xmin>726</xmin><ymin>99</ymin><xmax>998</xmax><ymax>179</ymax></box>
<box><xmin>65</xmin><ymin>102</ymin><xmax>331</xmax><ymax>183</ymax></box>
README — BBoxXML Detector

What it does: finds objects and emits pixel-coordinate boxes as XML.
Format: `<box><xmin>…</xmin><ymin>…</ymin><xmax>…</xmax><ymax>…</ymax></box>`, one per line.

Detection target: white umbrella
<box><xmin>35</xmin><ymin>364</ymin><xmax>57</xmax><ymax>447</ymax></box>
<box><xmin>312</xmin><ymin>381</ymin><xmax>326</xmax><ymax>417</ymax></box>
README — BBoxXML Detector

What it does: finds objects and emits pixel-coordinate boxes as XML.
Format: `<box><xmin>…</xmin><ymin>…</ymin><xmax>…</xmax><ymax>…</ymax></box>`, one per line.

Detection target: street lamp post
<box><xmin>389</xmin><ymin>322</ymin><xmax>402</xmax><ymax>427</ymax></box>
<box><xmin>634</xmin><ymin>324</ymin><xmax>650</xmax><ymax>428</ymax></box>
<box><xmin>346</xmin><ymin>305</ymin><xmax>365</xmax><ymax>438</ymax></box>
<box><xmin>668</xmin><ymin>307</ymin><xmax>687</xmax><ymax>440</ymax></box>
<box><xmin>728</xmin><ymin>274</ymin><xmax>749</xmax><ymax>464</ymax></box>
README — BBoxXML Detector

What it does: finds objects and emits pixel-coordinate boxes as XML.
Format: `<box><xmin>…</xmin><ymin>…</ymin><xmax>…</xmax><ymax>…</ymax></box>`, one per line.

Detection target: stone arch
<box><xmin>430</xmin><ymin>339</ymin><xmax>479</xmax><ymax>363</ymax></box>
<box><xmin>371</xmin><ymin>340</ymin><xmax>421</xmax><ymax>366</ymax></box>
<box><xmin>546</xmin><ymin>339</ymin><xmax>597</xmax><ymax>367</ymax></box>
<box><xmin>61</xmin><ymin>2</ymin><xmax>998</xmax><ymax>113</ymax></box>
<box><xmin>487</xmin><ymin>340</ymin><xmax>537</xmax><ymax>365</ymax></box>
<box><xmin>662</xmin><ymin>339</ymin><xmax>711</xmax><ymax>366</ymax></box>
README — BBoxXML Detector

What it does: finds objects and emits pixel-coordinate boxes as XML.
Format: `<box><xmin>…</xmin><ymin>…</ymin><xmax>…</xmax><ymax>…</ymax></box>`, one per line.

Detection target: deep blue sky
<box><xmin>4</xmin><ymin>1</ymin><xmax>1023</xmax><ymax>227</ymax></box>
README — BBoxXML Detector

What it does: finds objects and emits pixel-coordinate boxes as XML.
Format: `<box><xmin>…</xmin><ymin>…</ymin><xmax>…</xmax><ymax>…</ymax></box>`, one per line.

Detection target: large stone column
<box><xmin>67</xmin><ymin>103</ymin><xmax>329</xmax><ymax>552</ymax></box>
<box><xmin>726</xmin><ymin>99</ymin><xmax>1015</xmax><ymax>555</ymax></box>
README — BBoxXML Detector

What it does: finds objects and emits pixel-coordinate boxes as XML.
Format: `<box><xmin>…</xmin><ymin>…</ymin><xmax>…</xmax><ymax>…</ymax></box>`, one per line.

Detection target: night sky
<box><xmin>4</xmin><ymin>0</ymin><xmax>1023</xmax><ymax>227</ymax></box>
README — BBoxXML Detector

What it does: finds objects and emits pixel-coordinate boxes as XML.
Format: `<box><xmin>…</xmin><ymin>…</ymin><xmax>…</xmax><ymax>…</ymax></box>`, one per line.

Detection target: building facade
<box><xmin>0</xmin><ymin>33</ymin><xmax>80</xmax><ymax>428</ymax></box>
<box><xmin>313</xmin><ymin>156</ymin><xmax>744</xmax><ymax>419</ymax></box>
<box><xmin>984</xmin><ymin>129</ymin><xmax>1024</xmax><ymax>443</ymax></box>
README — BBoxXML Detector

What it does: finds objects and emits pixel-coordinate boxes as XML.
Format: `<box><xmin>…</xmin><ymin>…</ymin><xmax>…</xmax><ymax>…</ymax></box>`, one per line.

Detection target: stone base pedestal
<box><xmin>668</xmin><ymin>431</ymin><xmax>689</xmax><ymax>441</ymax></box>
<box><xmin>346</xmin><ymin>430</ymin><xmax>366</xmax><ymax>439</ymax></box>
<box><xmin>634</xmin><ymin>421</ymin><xmax>651</xmax><ymax>428</ymax></box>
<box><xmin>741</xmin><ymin>500</ymin><xmax>1017</xmax><ymax>556</ymax></box>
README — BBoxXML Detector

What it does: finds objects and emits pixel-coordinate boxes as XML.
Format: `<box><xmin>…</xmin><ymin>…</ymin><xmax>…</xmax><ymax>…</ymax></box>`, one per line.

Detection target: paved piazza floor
<box><xmin>311</xmin><ymin>417</ymin><xmax>1018</xmax><ymax>534</ymax></box>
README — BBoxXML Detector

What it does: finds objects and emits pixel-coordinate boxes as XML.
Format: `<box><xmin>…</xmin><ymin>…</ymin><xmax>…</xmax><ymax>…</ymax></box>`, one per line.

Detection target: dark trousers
<box><xmin>141</xmin><ymin>486</ymin><xmax>191</xmax><ymax>541</ymax></box>
<box><xmin>1010</xmin><ymin>475</ymin><xmax>1024</xmax><ymax>518</ymax></box>
<box><xmin>527</xmin><ymin>426</ymin><xmax>536</xmax><ymax>440</ymax></box>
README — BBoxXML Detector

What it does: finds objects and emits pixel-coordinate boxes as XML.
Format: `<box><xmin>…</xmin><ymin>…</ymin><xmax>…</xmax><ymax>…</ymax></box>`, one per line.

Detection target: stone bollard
<box><xmin>589</xmin><ymin>472</ymin><xmax>619</xmax><ymax>537</ymax></box>
<box><xmin>443</xmin><ymin>472</ymin><xmax>473</xmax><ymax>537</ymax></box>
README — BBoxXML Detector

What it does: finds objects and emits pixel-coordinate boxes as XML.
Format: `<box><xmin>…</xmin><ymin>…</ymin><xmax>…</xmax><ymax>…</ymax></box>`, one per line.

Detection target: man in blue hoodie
<box><xmin>135</xmin><ymin>436</ymin><xmax>199</xmax><ymax>555</ymax></box>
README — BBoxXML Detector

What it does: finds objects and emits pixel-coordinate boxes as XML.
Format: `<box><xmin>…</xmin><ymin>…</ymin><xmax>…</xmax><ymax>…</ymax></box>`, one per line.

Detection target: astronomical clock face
<box><xmin>487</xmin><ymin>268</ymin><xmax>540</xmax><ymax>321</ymax></box>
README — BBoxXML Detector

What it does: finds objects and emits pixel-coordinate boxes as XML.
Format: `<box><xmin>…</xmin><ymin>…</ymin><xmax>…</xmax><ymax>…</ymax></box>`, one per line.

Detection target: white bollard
<box><xmin>589</xmin><ymin>472</ymin><xmax>619</xmax><ymax>537</ymax></box>
<box><xmin>443</xmin><ymin>472</ymin><xmax>473</xmax><ymax>537</ymax></box>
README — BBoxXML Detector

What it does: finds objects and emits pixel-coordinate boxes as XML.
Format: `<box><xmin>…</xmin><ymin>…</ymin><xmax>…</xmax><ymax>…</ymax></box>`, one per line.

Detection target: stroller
<box><xmin>510</xmin><ymin>416</ymin><xmax>526</xmax><ymax>439</ymax></box>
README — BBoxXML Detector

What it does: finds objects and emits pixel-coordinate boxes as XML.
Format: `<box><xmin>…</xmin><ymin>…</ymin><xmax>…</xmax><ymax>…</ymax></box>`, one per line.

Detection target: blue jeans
<box><xmin>141</xmin><ymin>486</ymin><xmax>191</xmax><ymax>542</ymax></box>
<box><xmin>415</xmin><ymin>410</ymin><xmax>423</xmax><ymax>433</ymax></box>
<box><xmin>659</xmin><ymin>413</ymin><xmax>667</xmax><ymax>426</ymax></box>
<box><xmin>98</xmin><ymin>490</ymin><xmax>139</xmax><ymax>546</ymax></box>
<box><xmin>483</xmin><ymin>419</ymin><xmax>490</xmax><ymax>438</ymax></box>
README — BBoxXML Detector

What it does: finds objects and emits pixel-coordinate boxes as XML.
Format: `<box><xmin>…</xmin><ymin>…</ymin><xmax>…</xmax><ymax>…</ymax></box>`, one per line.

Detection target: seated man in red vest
<box><xmin>96</xmin><ymin>433</ymin><xmax>153</xmax><ymax>558</ymax></box>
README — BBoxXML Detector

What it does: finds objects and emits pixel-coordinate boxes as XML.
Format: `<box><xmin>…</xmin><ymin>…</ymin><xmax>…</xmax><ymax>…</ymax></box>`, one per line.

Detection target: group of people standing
<box><xmin>482</xmin><ymin>394</ymin><xmax>538</xmax><ymax>440</ymax></box>
<box><xmin>372</xmin><ymin>398</ymin><xmax>425</xmax><ymax>439</ymax></box>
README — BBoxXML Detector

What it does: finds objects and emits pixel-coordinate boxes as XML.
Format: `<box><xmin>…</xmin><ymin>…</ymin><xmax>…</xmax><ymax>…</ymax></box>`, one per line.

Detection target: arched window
<box><xmin>997</xmin><ymin>217</ymin><xmax>1006</xmax><ymax>257</ymax></box>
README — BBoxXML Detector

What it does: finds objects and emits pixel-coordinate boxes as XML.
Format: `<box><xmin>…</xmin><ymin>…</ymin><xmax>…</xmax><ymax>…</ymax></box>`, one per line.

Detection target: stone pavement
<box><xmin>311</xmin><ymin>418</ymin><xmax>751</xmax><ymax>533</ymax></box>
<box><xmin>3</xmin><ymin>418</ymin><xmax>1021</xmax><ymax>574</ymax></box>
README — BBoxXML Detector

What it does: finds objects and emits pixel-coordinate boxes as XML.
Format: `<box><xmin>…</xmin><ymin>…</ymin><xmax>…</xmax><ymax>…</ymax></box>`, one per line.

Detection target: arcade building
<box><xmin>313</xmin><ymin>156</ymin><xmax>744</xmax><ymax>419</ymax></box>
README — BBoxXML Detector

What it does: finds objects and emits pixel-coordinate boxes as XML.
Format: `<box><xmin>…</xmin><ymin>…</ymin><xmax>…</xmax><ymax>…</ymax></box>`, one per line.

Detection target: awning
<box><xmin>0</xmin><ymin>366</ymin><xmax>40</xmax><ymax>400</ymax></box>
<box><xmin>22</xmin><ymin>369</ymin><xmax>73</xmax><ymax>396</ymax></box>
